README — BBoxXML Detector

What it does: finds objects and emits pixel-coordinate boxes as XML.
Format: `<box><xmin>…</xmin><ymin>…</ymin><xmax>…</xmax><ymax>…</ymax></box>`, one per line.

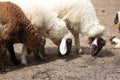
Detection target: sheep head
<box><xmin>57</xmin><ymin>18</ymin><xmax>72</xmax><ymax>56</ymax></box>
<box><xmin>88</xmin><ymin>36</ymin><xmax>106</xmax><ymax>56</ymax></box>
<box><xmin>30</xmin><ymin>36</ymin><xmax>46</xmax><ymax>60</ymax></box>
<box><xmin>51</xmin><ymin>37</ymin><xmax>72</xmax><ymax>56</ymax></box>
<box><xmin>58</xmin><ymin>38</ymin><xmax>72</xmax><ymax>56</ymax></box>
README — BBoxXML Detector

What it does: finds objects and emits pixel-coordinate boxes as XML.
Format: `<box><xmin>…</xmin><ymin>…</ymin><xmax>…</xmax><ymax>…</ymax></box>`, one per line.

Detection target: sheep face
<box><xmin>53</xmin><ymin>38</ymin><xmax>72</xmax><ymax>56</ymax></box>
<box><xmin>90</xmin><ymin>37</ymin><xmax>106</xmax><ymax>56</ymax></box>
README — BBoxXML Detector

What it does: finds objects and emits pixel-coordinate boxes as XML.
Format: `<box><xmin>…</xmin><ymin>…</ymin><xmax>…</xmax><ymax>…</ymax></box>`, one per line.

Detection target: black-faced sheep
<box><xmin>0</xmin><ymin>2</ymin><xmax>45</xmax><ymax>73</ymax></box>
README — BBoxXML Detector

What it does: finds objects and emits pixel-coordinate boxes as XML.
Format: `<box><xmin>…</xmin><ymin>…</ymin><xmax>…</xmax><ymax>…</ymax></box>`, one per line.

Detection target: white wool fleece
<box><xmin>37</xmin><ymin>0</ymin><xmax>105</xmax><ymax>38</ymax></box>
<box><xmin>0</xmin><ymin>0</ymin><xmax>73</xmax><ymax>42</ymax></box>
<box><xmin>0</xmin><ymin>0</ymin><xmax>73</xmax><ymax>65</ymax></box>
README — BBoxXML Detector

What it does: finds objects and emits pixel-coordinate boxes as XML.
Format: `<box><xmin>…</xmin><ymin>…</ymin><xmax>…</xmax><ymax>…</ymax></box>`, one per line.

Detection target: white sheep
<box><xmin>0</xmin><ymin>2</ymin><xmax>45</xmax><ymax>73</ymax></box>
<box><xmin>0</xmin><ymin>0</ymin><xmax>73</xmax><ymax>65</ymax></box>
<box><xmin>37</xmin><ymin>0</ymin><xmax>106</xmax><ymax>56</ymax></box>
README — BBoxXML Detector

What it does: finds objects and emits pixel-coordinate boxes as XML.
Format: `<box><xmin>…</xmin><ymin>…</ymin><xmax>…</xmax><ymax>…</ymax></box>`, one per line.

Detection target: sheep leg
<box><xmin>0</xmin><ymin>55</ymin><xmax>6</xmax><ymax>74</ymax></box>
<box><xmin>21</xmin><ymin>45</ymin><xmax>27</xmax><ymax>65</ymax></box>
<box><xmin>0</xmin><ymin>44</ymin><xmax>7</xmax><ymax>73</ymax></box>
<box><xmin>73</xmin><ymin>33</ymin><xmax>83</xmax><ymax>54</ymax></box>
<box><xmin>7</xmin><ymin>44</ymin><xmax>20</xmax><ymax>65</ymax></box>
<box><xmin>64</xmin><ymin>18</ymin><xmax>82</xmax><ymax>54</ymax></box>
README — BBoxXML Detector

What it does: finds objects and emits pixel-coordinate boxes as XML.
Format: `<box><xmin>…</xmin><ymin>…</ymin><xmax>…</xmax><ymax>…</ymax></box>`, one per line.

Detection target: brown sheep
<box><xmin>0</xmin><ymin>2</ymin><xmax>45</xmax><ymax>73</ymax></box>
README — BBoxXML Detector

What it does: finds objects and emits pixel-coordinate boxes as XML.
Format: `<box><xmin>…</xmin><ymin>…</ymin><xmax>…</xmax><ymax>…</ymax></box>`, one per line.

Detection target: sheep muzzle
<box><xmin>90</xmin><ymin>37</ymin><xmax>106</xmax><ymax>56</ymax></box>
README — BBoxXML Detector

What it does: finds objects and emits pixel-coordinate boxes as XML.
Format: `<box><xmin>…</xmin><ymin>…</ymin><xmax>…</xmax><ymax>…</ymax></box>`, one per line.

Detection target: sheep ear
<box><xmin>59</xmin><ymin>38</ymin><xmax>67</xmax><ymax>55</ymax></box>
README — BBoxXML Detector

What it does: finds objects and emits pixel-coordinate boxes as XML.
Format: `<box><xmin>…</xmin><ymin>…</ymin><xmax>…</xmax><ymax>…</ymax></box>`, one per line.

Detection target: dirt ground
<box><xmin>0</xmin><ymin>0</ymin><xmax>120</xmax><ymax>80</ymax></box>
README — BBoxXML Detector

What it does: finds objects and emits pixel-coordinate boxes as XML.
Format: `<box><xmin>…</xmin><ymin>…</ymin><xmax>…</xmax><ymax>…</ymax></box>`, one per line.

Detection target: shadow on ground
<box><xmin>5</xmin><ymin>46</ymin><xmax>115</xmax><ymax>73</ymax></box>
<box><xmin>81</xmin><ymin>47</ymin><xmax>115</xmax><ymax>58</ymax></box>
